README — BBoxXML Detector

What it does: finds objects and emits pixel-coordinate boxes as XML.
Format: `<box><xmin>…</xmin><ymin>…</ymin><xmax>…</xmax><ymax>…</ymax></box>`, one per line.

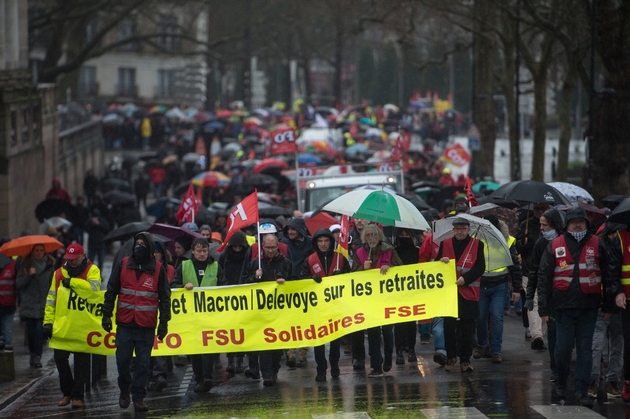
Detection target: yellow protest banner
<box><xmin>50</xmin><ymin>261</ymin><xmax>457</xmax><ymax>356</ymax></box>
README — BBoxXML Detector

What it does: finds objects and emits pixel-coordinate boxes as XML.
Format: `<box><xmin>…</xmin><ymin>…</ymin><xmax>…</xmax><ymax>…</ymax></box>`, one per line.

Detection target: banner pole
<box><xmin>257</xmin><ymin>222</ymin><xmax>262</xmax><ymax>270</ymax></box>
<box><xmin>295</xmin><ymin>151</ymin><xmax>300</xmax><ymax>213</ymax></box>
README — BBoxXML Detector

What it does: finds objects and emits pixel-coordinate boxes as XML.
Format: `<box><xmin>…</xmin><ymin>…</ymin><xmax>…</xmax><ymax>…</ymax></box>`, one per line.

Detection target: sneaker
<box><xmin>607</xmin><ymin>382</ymin><xmax>622</xmax><ymax>398</ymax></box>
<box><xmin>444</xmin><ymin>358</ymin><xmax>457</xmax><ymax>372</ymax></box>
<box><xmin>71</xmin><ymin>399</ymin><xmax>84</xmax><ymax>409</ymax></box>
<box><xmin>550</xmin><ymin>370</ymin><xmax>558</xmax><ymax>382</ymax></box>
<box><xmin>531</xmin><ymin>337</ymin><xmax>547</xmax><ymax>350</ymax></box>
<box><xmin>119</xmin><ymin>389</ymin><xmax>131</xmax><ymax>409</ymax></box>
<box><xmin>525</xmin><ymin>330</ymin><xmax>533</xmax><ymax>341</ymax></box>
<box><xmin>420</xmin><ymin>334</ymin><xmax>431</xmax><ymax>344</ymax></box>
<box><xmin>58</xmin><ymin>396</ymin><xmax>71</xmax><ymax>407</ymax></box>
<box><xmin>244</xmin><ymin>367</ymin><xmax>260</xmax><ymax>380</ymax></box>
<box><xmin>396</xmin><ymin>351</ymin><xmax>405</xmax><ymax>365</ymax></box>
<box><xmin>286</xmin><ymin>356</ymin><xmax>296</xmax><ymax>368</ymax></box>
<box><xmin>588</xmin><ymin>381</ymin><xmax>598</xmax><ymax>398</ymax></box>
<box><xmin>352</xmin><ymin>359</ymin><xmax>365</xmax><ymax>370</ymax></box>
<box><xmin>622</xmin><ymin>380</ymin><xmax>630</xmax><ymax>402</ymax></box>
<box><xmin>296</xmin><ymin>358</ymin><xmax>308</xmax><ymax>368</ymax></box>
<box><xmin>460</xmin><ymin>361</ymin><xmax>474</xmax><ymax>372</ymax></box>
<box><xmin>491</xmin><ymin>354</ymin><xmax>502</xmax><ymax>364</ymax></box>
<box><xmin>368</xmin><ymin>368</ymin><xmax>383</xmax><ymax>377</ymax></box>
<box><xmin>408</xmin><ymin>352</ymin><xmax>417</xmax><ymax>363</ymax></box>
<box><xmin>331</xmin><ymin>365</ymin><xmax>340</xmax><ymax>378</ymax></box>
<box><xmin>194</xmin><ymin>378</ymin><xmax>213</xmax><ymax>393</ymax></box>
<box><xmin>515</xmin><ymin>309</ymin><xmax>522</xmax><ymax>315</ymax></box>
<box><xmin>383</xmin><ymin>356</ymin><xmax>392</xmax><ymax>372</ymax></box>
<box><xmin>315</xmin><ymin>373</ymin><xmax>326</xmax><ymax>382</ymax></box>
<box><xmin>556</xmin><ymin>382</ymin><xmax>567</xmax><ymax>399</ymax></box>
<box><xmin>578</xmin><ymin>392</ymin><xmax>594</xmax><ymax>408</ymax></box>
<box><xmin>133</xmin><ymin>399</ymin><xmax>148</xmax><ymax>412</ymax></box>
<box><xmin>263</xmin><ymin>375</ymin><xmax>274</xmax><ymax>386</ymax></box>
<box><xmin>433</xmin><ymin>352</ymin><xmax>447</xmax><ymax>366</ymax></box>
<box><xmin>473</xmin><ymin>346</ymin><xmax>485</xmax><ymax>359</ymax></box>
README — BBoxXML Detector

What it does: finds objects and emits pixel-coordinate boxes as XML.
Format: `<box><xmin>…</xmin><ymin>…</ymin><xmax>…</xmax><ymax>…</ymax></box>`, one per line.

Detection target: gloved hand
<box><xmin>102</xmin><ymin>316</ymin><xmax>112</xmax><ymax>333</ymax></box>
<box><xmin>62</xmin><ymin>277</ymin><xmax>71</xmax><ymax>288</ymax></box>
<box><xmin>524</xmin><ymin>299</ymin><xmax>534</xmax><ymax>312</ymax></box>
<box><xmin>332</xmin><ymin>270</ymin><xmax>341</xmax><ymax>276</ymax></box>
<box><xmin>312</xmin><ymin>274</ymin><xmax>322</xmax><ymax>283</ymax></box>
<box><xmin>157</xmin><ymin>322</ymin><xmax>168</xmax><ymax>340</ymax></box>
<box><xmin>42</xmin><ymin>324</ymin><xmax>53</xmax><ymax>339</ymax></box>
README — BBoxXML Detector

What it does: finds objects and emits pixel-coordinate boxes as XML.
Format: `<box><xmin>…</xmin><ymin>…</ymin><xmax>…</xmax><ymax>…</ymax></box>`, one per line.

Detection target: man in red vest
<box><xmin>538</xmin><ymin>208</ymin><xmax>617</xmax><ymax>407</ymax></box>
<box><xmin>43</xmin><ymin>243</ymin><xmax>101</xmax><ymax>409</ymax></box>
<box><xmin>436</xmin><ymin>217</ymin><xmax>485</xmax><ymax>373</ymax></box>
<box><xmin>102</xmin><ymin>232</ymin><xmax>171</xmax><ymax>412</ymax></box>
<box><xmin>299</xmin><ymin>228</ymin><xmax>350</xmax><ymax>381</ymax></box>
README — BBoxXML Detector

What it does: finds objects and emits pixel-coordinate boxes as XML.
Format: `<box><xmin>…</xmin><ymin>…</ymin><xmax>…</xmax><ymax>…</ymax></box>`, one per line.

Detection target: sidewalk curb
<box><xmin>0</xmin><ymin>368</ymin><xmax>55</xmax><ymax>411</ymax></box>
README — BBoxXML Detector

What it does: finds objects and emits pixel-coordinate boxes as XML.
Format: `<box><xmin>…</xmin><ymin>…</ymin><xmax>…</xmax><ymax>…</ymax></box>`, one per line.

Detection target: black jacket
<box><xmin>537</xmin><ymin>231</ymin><xmax>618</xmax><ymax>316</ymax></box>
<box><xmin>244</xmin><ymin>251</ymin><xmax>295</xmax><ymax>283</ymax></box>
<box><xmin>299</xmin><ymin>228</ymin><xmax>350</xmax><ymax>278</ymax></box>
<box><xmin>218</xmin><ymin>231</ymin><xmax>250</xmax><ymax>285</ymax></box>
<box><xmin>516</xmin><ymin>216</ymin><xmax>541</xmax><ymax>277</ymax></box>
<box><xmin>103</xmin><ymin>232</ymin><xmax>171</xmax><ymax>326</ymax></box>
<box><xmin>281</xmin><ymin>218</ymin><xmax>313</xmax><ymax>273</ymax></box>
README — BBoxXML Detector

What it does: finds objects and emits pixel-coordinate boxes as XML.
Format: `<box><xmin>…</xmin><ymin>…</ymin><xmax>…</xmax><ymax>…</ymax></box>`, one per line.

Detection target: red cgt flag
<box><xmin>217</xmin><ymin>191</ymin><xmax>259</xmax><ymax>251</ymax></box>
<box><xmin>175</xmin><ymin>184</ymin><xmax>199</xmax><ymax>224</ymax></box>
<box><xmin>335</xmin><ymin>214</ymin><xmax>350</xmax><ymax>259</ymax></box>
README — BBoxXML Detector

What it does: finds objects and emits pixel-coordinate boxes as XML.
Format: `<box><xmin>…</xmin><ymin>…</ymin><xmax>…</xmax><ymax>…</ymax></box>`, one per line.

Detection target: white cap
<box><xmin>258</xmin><ymin>222</ymin><xmax>277</xmax><ymax>234</ymax></box>
<box><xmin>329</xmin><ymin>224</ymin><xmax>342</xmax><ymax>233</ymax></box>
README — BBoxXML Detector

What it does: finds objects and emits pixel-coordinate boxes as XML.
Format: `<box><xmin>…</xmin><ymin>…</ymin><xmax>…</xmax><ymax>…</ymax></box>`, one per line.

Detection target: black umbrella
<box><xmin>607</xmin><ymin>197</ymin><xmax>630</xmax><ymax>224</ymax></box>
<box><xmin>244</xmin><ymin>174</ymin><xmax>279</xmax><ymax>187</ymax></box>
<box><xmin>35</xmin><ymin>198</ymin><xmax>77</xmax><ymax>224</ymax></box>
<box><xmin>103</xmin><ymin>221</ymin><xmax>153</xmax><ymax>242</ymax></box>
<box><xmin>489</xmin><ymin>180</ymin><xmax>571</xmax><ymax>205</ymax></box>
<box><xmin>139</xmin><ymin>152</ymin><xmax>159</xmax><ymax>162</ymax></box>
<box><xmin>103</xmin><ymin>190</ymin><xmax>137</xmax><ymax>206</ymax></box>
<box><xmin>258</xmin><ymin>202</ymin><xmax>292</xmax><ymax>217</ymax></box>
<box><xmin>100</xmin><ymin>178</ymin><xmax>132</xmax><ymax>193</ymax></box>
<box><xmin>195</xmin><ymin>206</ymin><xmax>217</xmax><ymax>227</ymax></box>
<box><xmin>399</xmin><ymin>193</ymin><xmax>433</xmax><ymax>211</ymax></box>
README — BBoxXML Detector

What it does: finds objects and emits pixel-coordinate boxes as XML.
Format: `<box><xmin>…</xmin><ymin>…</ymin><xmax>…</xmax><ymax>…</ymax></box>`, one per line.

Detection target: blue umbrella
<box><xmin>345</xmin><ymin>143</ymin><xmax>370</xmax><ymax>156</ymax></box>
<box><xmin>145</xmin><ymin>198</ymin><xmax>181</xmax><ymax>218</ymax></box>
<box><xmin>298</xmin><ymin>153</ymin><xmax>322</xmax><ymax>165</ymax></box>
<box><xmin>203</xmin><ymin>120</ymin><xmax>225</xmax><ymax>132</ymax></box>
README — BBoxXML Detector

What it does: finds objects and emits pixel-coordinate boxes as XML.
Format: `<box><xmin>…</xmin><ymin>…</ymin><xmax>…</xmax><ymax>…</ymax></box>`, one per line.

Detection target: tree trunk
<box><xmin>530</xmin><ymin>71</ymin><xmax>548</xmax><ymax>181</ymax></box>
<box><xmin>472</xmin><ymin>0</ymin><xmax>497</xmax><ymax>179</ymax></box>
<box><xmin>499</xmin><ymin>36</ymin><xmax>518</xmax><ymax>181</ymax></box>
<box><xmin>556</xmin><ymin>65</ymin><xmax>576</xmax><ymax>182</ymax></box>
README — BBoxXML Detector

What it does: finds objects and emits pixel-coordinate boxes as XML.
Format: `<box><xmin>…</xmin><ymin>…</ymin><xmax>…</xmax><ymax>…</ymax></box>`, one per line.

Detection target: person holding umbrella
<box><xmin>43</xmin><ymin>244</ymin><xmax>101</xmax><ymax>409</ymax></box>
<box><xmin>352</xmin><ymin>224</ymin><xmax>402</xmax><ymax>377</ymax></box>
<box><xmin>538</xmin><ymin>208</ymin><xmax>617</xmax><ymax>406</ymax></box>
<box><xmin>436</xmin><ymin>217</ymin><xmax>485</xmax><ymax>373</ymax></box>
<box><xmin>16</xmin><ymin>243</ymin><xmax>57</xmax><ymax>368</ymax></box>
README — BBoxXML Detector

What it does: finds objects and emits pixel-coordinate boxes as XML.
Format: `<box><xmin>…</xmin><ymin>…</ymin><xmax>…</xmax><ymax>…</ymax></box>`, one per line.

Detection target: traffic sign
<box><xmin>466</xmin><ymin>123</ymin><xmax>480</xmax><ymax>139</ymax></box>
<box><xmin>468</xmin><ymin>138</ymin><xmax>480</xmax><ymax>151</ymax></box>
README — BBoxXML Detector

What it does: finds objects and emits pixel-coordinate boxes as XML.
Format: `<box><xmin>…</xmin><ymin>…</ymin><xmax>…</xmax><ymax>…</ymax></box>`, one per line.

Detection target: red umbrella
<box><xmin>216</xmin><ymin>110</ymin><xmax>232</xmax><ymax>119</ymax></box>
<box><xmin>193</xmin><ymin>111</ymin><xmax>211</xmax><ymax>124</ymax></box>
<box><xmin>305</xmin><ymin>212</ymin><xmax>339</xmax><ymax>236</ymax></box>
<box><xmin>253</xmin><ymin>158</ymin><xmax>289</xmax><ymax>174</ymax></box>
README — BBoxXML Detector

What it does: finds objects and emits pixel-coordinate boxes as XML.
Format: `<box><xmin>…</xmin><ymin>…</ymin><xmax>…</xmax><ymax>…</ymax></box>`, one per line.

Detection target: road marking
<box><xmin>530</xmin><ymin>405</ymin><xmax>605</xmax><ymax>418</ymax></box>
<box><xmin>312</xmin><ymin>413</ymin><xmax>371</xmax><ymax>418</ymax></box>
<box><xmin>177</xmin><ymin>365</ymin><xmax>194</xmax><ymax>395</ymax></box>
<box><xmin>421</xmin><ymin>407</ymin><xmax>489</xmax><ymax>418</ymax></box>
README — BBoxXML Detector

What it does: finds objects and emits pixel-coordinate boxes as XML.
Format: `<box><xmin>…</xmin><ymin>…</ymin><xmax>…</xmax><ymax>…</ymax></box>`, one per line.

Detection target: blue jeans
<box><xmin>115</xmin><ymin>325</ymin><xmax>154</xmax><ymax>402</ymax></box>
<box><xmin>477</xmin><ymin>282</ymin><xmax>509</xmax><ymax>354</ymax></box>
<box><xmin>432</xmin><ymin>317</ymin><xmax>445</xmax><ymax>355</ymax></box>
<box><xmin>555</xmin><ymin>308</ymin><xmax>598</xmax><ymax>393</ymax></box>
<box><xmin>0</xmin><ymin>311</ymin><xmax>15</xmax><ymax>346</ymax></box>
<box><xmin>314</xmin><ymin>338</ymin><xmax>341</xmax><ymax>374</ymax></box>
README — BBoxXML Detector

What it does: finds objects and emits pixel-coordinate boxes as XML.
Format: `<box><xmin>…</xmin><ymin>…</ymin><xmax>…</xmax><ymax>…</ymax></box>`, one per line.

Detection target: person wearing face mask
<box><xmin>16</xmin><ymin>243</ymin><xmax>56</xmax><ymax>368</ymax></box>
<box><xmin>525</xmin><ymin>208</ymin><xmax>565</xmax><ymax>382</ymax></box>
<box><xmin>43</xmin><ymin>244</ymin><xmax>101</xmax><ymax>409</ymax></box>
<box><xmin>102</xmin><ymin>232</ymin><xmax>171</xmax><ymax>412</ymax></box>
<box><xmin>352</xmin><ymin>224</ymin><xmax>403</xmax><ymax>377</ymax></box>
<box><xmin>538</xmin><ymin>208</ymin><xmax>618</xmax><ymax>407</ymax></box>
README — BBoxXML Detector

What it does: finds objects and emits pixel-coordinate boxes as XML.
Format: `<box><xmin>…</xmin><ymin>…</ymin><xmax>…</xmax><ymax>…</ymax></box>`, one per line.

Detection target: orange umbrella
<box><xmin>0</xmin><ymin>235</ymin><xmax>63</xmax><ymax>257</ymax></box>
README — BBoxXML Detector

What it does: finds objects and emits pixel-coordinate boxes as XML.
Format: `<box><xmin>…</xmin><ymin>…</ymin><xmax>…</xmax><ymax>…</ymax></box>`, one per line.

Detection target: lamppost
<box><xmin>587</xmin><ymin>0</ymin><xmax>596</xmax><ymax>192</ymax></box>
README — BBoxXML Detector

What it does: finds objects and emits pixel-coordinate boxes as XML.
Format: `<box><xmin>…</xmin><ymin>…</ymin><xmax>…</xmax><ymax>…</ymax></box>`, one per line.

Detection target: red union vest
<box><xmin>307</xmin><ymin>252</ymin><xmax>345</xmax><ymax>276</ymax></box>
<box><xmin>116</xmin><ymin>257</ymin><xmax>162</xmax><ymax>328</ymax></box>
<box><xmin>0</xmin><ymin>261</ymin><xmax>17</xmax><ymax>307</ymax></box>
<box><xmin>53</xmin><ymin>262</ymin><xmax>93</xmax><ymax>291</ymax></box>
<box><xmin>442</xmin><ymin>237</ymin><xmax>481</xmax><ymax>301</ymax></box>
<box><xmin>618</xmin><ymin>230</ymin><xmax>630</xmax><ymax>299</ymax></box>
<box><xmin>356</xmin><ymin>246</ymin><xmax>392</xmax><ymax>268</ymax></box>
<box><xmin>551</xmin><ymin>234</ymin><xmax>601</xmax><ymax>294</ymax></box>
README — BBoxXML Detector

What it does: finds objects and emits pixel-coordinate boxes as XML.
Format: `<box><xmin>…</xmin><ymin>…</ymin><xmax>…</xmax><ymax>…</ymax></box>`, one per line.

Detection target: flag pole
<box><xmin>257</xmin><ymin>222</ymin><xmax>262</xmax><ymax>270</ymax></box>
<box><xmin>295</xmin><ymin>151</ymin><xmax>300</xmax><ymax>213</ymax></box>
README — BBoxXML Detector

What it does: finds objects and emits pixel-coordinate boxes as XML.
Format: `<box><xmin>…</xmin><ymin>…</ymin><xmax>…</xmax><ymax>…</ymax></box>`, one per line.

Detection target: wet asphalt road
<box><xmin>2</xmin><ymin>313</ymin><xmax>629</xmax><ymax>418</ymax></box>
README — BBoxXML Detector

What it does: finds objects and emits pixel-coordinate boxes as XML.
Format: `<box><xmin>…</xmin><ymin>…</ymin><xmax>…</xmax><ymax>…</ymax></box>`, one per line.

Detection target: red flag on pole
<box><xmin>175</xmin><ymin>183</ymin><xmax>199</xmax><ymax>224</ymax></box>
<box><xmin>464</xmin><ymin>175</ymin><xmax>479</xmax><ymax>207</ymax></box>
<box><xmin>391</xmin><ymin>134</ymin><xmax>404</xmax><ymax>161</ymax></box>
<box><xmin>269</xmin><ymin>126</ymin><xmax>297</xmax><ymax>155</ymax></box>
<box><xmin>335</xmin><ymin>214</ymin><xmax>349</xmax><ymax>259</ymax></box>
<box><xmin>217</xmin><ymin>191</ymin><xmax>259</xmax><ymax>251</ymax></box>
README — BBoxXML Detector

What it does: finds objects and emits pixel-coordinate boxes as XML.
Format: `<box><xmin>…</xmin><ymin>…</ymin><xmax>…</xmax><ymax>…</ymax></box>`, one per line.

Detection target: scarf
<box><xmin>568</xmin><ymin>229</ymin><xmax>587</xmax><ymax>242</ymax></box>
<box><xmin>32</xmin><ymin>256</ymin><xmax>47</xmax><ymax>275</ymax></box>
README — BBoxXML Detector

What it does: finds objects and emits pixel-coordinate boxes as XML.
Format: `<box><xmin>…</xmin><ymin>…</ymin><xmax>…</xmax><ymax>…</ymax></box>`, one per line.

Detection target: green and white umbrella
<box><xmin>322</xmin><ymin>189</ymin><xmax>430</xmax><ymax>230</ymax></box>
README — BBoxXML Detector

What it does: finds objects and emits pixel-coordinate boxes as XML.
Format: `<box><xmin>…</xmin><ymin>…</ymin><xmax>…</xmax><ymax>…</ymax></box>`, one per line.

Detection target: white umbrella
<box><xmin>547</xmin><ymin>182</ymin><xmax>594</xmax><ymax>203</ymax></box>
<box><xmin>432</xmin><ymin>213</ymin><xmax>512</xmax><ymax>272</ymax></box>
<box><xmin>322</xmin><ymin>189</ymin><xmax>430</xmax><ymax>230</ymax></box>
<box><xmin>39</xmin><ymin>216</ymin><xmax>72</xmax><ymax>234</ymax></box>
